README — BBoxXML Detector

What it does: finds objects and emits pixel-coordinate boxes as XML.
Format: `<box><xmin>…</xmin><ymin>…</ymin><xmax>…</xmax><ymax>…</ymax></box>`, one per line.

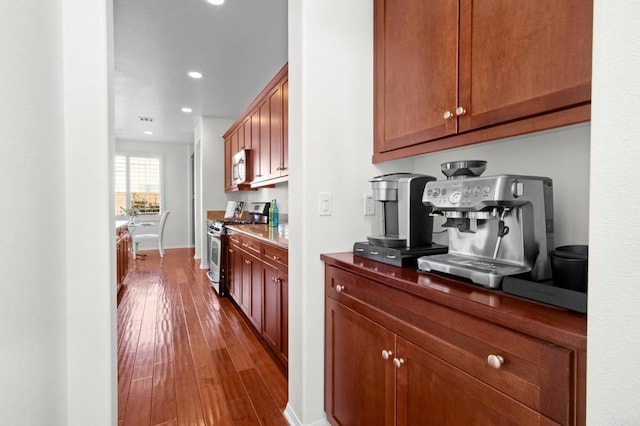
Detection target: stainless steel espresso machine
<box><xmin>354</xmin><ymin>173</ymin><xmax>447</xmax><ymax>267</ymax></box>
<box><xmin>417</xmin><ymin>161</ymin><xmax>554</xmax><ymax>288</ymax></box>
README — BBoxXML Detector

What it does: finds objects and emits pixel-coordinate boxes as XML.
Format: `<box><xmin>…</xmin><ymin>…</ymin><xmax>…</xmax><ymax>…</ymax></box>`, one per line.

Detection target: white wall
<box><xmin>116</xmin><ymin>138</ymin><xmax>193</xmax><ymax>251</ymax></box>
<box><xmin>196</xmin><ymin>116</ymin><xmax>234</xmax><ymax>267</ymax></box>
<box><xmin>0</xmin><ymin>2</ymin><xmax>68</xmax><ymax>424</ymax></box>
<box><xmin>588</xmin><ymin>1</ymin><xmax>640</xmax><ymax>423</ymax></box>
<box><xmin>0</xmin><ymin>1</ymin><xmax>115</xmax><ymax>425</ymax></box>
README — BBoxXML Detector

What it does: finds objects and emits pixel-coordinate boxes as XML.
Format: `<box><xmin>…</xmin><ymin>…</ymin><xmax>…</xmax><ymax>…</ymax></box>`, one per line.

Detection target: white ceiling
<box><xmin>113</xmin><ymin>0</ymin><xmax>288</xmax><ymax>143</ymax></box>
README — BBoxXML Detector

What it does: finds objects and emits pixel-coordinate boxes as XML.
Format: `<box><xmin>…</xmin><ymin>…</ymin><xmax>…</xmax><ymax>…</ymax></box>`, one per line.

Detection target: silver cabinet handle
<box><xmin>369</xmin><ymin>251</ymin><xmax>379</xmax><ymax>255</ymax></box>
<box><xmin>381</xmin><ymin>350</ymin><xmax>393</xmax><ymax>360</ymax></box>
<box><xmin>335</xmin><ymin>285</ymin><xmax>344</xmax><ymax>292</ymax></box>
<box><xmin>487</xmin><ymin>354</ymin><xmax>504</xmax><ymax>369</ymax></box>
<box><xmin>393</xmin><ymin>358</ymin><xmax>405</xmax><ymax>368</ymax></box>
<box><xmin>443</xmin><ymin>110</ymin><xmax>454</xmax><ymax>120</ymax></box>
<box><xmin>455</xmin><ymin>106</ymin><xmax>467</xmax><ymax>116</ymax></box>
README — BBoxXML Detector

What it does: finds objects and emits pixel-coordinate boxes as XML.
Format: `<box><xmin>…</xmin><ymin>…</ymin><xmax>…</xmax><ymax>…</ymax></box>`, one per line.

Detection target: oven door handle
<box><xmin>208</xmin><ymin>231</ymin><xmax>219</xmax><ymax>238</ymax></box>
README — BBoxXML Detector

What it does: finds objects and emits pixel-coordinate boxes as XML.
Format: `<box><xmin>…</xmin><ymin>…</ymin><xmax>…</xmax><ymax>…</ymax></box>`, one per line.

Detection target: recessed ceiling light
<box><xmin>144</xmin><ymin>131</ymin><xmax>153</xmax><ymax>135</ymax></box>
<box><xmin>206</xmin><ymin>0</ymin><xmax>225</xmax><ymax>5</ymax></box>
<box><xmin>181</xmin><ymin>107</ymin><xmax>193</xmax><ymax>113</ymax></box>
<box><xmin>187</xmin><ymin>71</ymin><xmax>203</xmax><ymax>79</ymax></box>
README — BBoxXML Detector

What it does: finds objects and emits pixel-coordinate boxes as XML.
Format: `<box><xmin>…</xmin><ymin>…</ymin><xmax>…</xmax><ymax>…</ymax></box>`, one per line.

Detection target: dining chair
<box><xmin>132</xmin><ymin>210</ymin><xmax>171</xmax><ymax>258</ymax></box>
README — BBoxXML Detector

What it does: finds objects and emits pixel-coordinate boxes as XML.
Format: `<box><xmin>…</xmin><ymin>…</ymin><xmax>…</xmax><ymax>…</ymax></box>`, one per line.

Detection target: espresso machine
<box><xmin>417</xmin><ymin>161</ymin><xmax>554</xmax><ymax>288</ymax></box>
<box><xmin>354</xmin><ymin>173</ymin><xmax>447</xmax><ymax>267</ymax></box>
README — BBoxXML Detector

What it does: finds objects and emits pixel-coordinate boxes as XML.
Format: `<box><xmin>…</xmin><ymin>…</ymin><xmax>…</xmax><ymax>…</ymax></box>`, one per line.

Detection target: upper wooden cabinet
<box><xmin>373</xmin><ymin>0</ymin><xmax>593</xmax><ymax>162</ymax></box>
<box><xmin>223</xmin><ymin>64</ymin><xmax>288</xmax><ymax>191</ymax></box>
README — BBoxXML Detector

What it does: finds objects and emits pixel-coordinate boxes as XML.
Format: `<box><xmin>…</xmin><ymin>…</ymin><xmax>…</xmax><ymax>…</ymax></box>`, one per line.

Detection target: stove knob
<box><xmin>449</xmin><ymin>191</ymin><xmax>462</xmax><ymax>204</ymax></box>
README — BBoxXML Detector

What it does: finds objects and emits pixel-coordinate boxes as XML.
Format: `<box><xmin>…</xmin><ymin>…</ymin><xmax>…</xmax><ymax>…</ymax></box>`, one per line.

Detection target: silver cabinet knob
<box><xmin>381</xmin><ymin>350</ymin><xmax>393</xmax><ymax>360</ymax></box>
<box><xmin>335</xmin><ymin>285</ymin><xmax>344</xmax><ymax>292</ymax></box>
<box><xmin>455</xmin><ymin>106</ymin><xmax>467</xmax><ymax>116</ymax></box>
<box><xmin>487</xmin><ymin>354</ymin><xmax>504</xmax><ymax>369</ymax></box>
<box><xmin>443</xmin><ymin>111</ymin><xmax>454</xmax><ymax>120</ymax></box>
<box><xmin>393</xmin><ymin>358</ymin><xmax>405</xmax><ymax>368</ymax></box>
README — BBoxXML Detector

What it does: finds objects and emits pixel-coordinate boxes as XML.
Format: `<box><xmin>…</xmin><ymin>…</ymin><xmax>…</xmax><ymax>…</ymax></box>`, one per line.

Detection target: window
<box><xmin>115</xmin><ymin>154</ymin><xmax>163</xmax><ymax>215</ymax></box>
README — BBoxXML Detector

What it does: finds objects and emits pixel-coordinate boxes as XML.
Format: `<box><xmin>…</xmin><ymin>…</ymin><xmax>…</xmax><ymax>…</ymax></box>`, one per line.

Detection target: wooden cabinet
<box><xmin>323</xmin><ymin>253</ymin><xmax>587</xmax><ymax>425</ymax></box>
<box><xmin>223</xmin><ymin>64</ymin><xmax>288</xmax><ymax>191</ymax></box>
<box><xmin>374</xmin><ymin>0</ymin><xmax>593</xmax><ymax>162</ymax></box>
<box><xmin>226</xmin><ymin>229</ymin><xmax>288</xmax><ymax>371</ymax></box>
<box><xmin>262</xmin><ymin>244</ymin><xmax>288</xmax><ymax>366</ymax></box>
<box><xmin>223</xmin><ymin>126</ymin><xmax>254</xmax><ymax>192</ymax></box>
<box><xmin>326</xmin><ymin>298</ymin><xmax>395</xmax><ymax>425</ymax></box>
<box><xmin>116</xmin><ymin>223</ymin><xmax>131</xmax><ymax>297</ymax></box>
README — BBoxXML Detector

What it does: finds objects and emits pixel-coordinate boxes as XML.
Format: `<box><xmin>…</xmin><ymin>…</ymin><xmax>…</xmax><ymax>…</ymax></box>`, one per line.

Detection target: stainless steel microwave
<box><xmin>232</xmin><ymin>149</ymin><xmax>250</xmax><ymax>185</ymax></box>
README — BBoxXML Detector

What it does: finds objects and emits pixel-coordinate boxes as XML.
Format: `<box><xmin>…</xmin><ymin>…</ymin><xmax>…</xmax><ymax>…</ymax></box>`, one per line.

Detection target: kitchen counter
<box><xmin>225</xmin><ymin>223</ymin><xmax>288</xmax><ymax>249</ymax></box>
<box><xmin>321</xmin><ymin>252</ymin><xmax>586</xmax><ymax>348</ymax></box>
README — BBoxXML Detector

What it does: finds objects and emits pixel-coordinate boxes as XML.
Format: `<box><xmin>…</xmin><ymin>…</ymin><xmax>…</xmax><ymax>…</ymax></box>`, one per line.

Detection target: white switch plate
<box><xmin>319</xmin><ymin>192</ymin><xmax>332</xmax><ymax>216</ymax></box>
<box><xmin>364</xmin><ymin>194</ymin><xmax>375</xmax><ymax>216</ymax></box>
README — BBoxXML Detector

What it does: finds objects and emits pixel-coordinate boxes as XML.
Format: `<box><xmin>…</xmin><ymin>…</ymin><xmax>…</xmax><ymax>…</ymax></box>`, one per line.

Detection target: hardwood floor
<box><xmin>117</xmin><ymin>248</ymin><xmax>288</xmax><ymax>426</ymax></box>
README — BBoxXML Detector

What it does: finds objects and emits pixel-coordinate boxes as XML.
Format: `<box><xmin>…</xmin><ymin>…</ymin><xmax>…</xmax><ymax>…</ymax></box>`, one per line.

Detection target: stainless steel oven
<box><xmin>207</xmin><ymin>221</ymin><xmax>226</xmax><ymax>295</ymax></box>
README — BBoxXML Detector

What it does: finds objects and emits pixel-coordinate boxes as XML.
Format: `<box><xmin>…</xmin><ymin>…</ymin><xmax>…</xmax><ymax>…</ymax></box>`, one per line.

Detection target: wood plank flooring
<box><xmin>117</xmin><ymin>248</ymin><xmax>288</xmax><ymax>426</ymax></box>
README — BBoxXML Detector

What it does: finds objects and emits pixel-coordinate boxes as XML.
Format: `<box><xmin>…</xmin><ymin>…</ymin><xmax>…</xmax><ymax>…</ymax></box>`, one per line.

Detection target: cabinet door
<box><xmin>457</xmin><ymin>0</ymin><xmax>593</xmax><ymax>132</ymax></box>
<box><xmin>262</xmin><ymin>264</ymin><xmax>287</xmax><ymax>364</ymax></box>
<box><xmin>224</xmin><ymin>137</ymin><xmax>233</xmax><ymax>190</ymax></box>
<box><xmin>262</xmin><ymin>263</ymin><xmax>280</xmax><ymax>353</ymax></box>
<box><xmin>256</xmin><ymin>99</ymin><xmax>270</xmax><ymax>183</ymax></box>
<box><xmin>248</xmin><ymin>252</ymin><xmax>262</xmax><ymax>331</ymax></box>
<box><xmin>251</xmin><ymin>109</ymin><xmax>261</xmax><ymax>182</ymax></box>
<box><xmin>281</xmin><ymin>78</ymin><xmax>288</xmax><ymax>177</ymax></box>
<box><xmin>374</xmin><ymin>0</ymin><xmax>458</xmax><ymax>153</ymax></box>
<box><xmin>227</xmin><ymin>245</ymin><xmax>240</xmax><ymax>301</ymax></box>
<box><xmin>395</xmin><ymin>338</ymin><xmax>552</xmax><ymax>426</ymax></box>
<box><xmin>239</xmin><ymin>250</ymin><xmax>255</xmax><ymax>317</ymax></box>
<box><xmin>325</xmin><ymin>299</ymin><xmax>395</xmax><ymax>426</ymax></box>
<box><xmin>268</xmin><ymin>84</ymin><xmax>283</xmax><ymax>179</ymax></box>
<box><xmin>242</xmin><ymin>117</ymin><xmax>252</xmax><ymax>180</ymax></box>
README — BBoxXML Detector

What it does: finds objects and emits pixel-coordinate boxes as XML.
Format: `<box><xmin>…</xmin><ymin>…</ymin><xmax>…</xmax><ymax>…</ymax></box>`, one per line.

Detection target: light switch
<box><xmin>364</xmin><ymin>194</ymin><xmax>375</xmax><ymax>216</ymax></box>
<box><xmin>319</xmin><ymin>192</ymin><xmax>332</xmax><ymax>216</ymax></box>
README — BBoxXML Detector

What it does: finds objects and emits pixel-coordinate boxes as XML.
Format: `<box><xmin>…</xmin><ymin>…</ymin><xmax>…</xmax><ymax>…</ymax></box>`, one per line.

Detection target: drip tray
<box><xmin>353</xmin><ymin>242</ymin><xmax>447</xmax><ymax>267</ymax></box>
<box><xmin>417</xmin><ymin>254</ymin><xmax>532</xmax><ymax>288</ymax></box>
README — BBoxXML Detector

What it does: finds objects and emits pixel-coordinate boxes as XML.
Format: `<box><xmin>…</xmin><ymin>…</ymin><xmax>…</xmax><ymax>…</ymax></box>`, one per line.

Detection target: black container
<box><xmin>549</xmin><ymin>245</ymin><xmax>588</xmax><ymax>293</ymax></box>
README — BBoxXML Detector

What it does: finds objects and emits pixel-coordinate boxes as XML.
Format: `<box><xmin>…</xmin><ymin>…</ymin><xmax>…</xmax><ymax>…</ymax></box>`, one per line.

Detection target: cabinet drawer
<box><xmin>239</xmin><ymin>235</ymin><xmax>261</xmax><ymax>255</ymax></box>
<box><xmin>227</xmin><ymin>232</ymin><xmax>241</xmax><ymax>245</ymax></box>
<box><xmin>326</xmin><ymin>265</ymin><xmax>573</xmax><ymax>424</ymax></box>
<box><xmin>263</xmin><ymin>244</ymin><xmax>288</xmax><ymax>272</ymax></box>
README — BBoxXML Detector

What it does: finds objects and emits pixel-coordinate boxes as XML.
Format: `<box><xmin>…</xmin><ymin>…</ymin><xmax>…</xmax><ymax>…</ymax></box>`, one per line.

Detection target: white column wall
<box><xmin>0</xmin><ymin>0</ymin><xmax>114</xmax><ymax>424</ymax></box>
<box><xmin>63</xmin><ymin>0</ymin><xmax>115</xmax><ymax>424</ymax></box>
<box><xmin>197</xmin><ymin>117</ymin><xmax>233</xmax><ymax>268</ymax></box>
<box><xmin>0</xmin><ymin>2</ymin><xmax>68</xmax><ymax>424</ymax></box>
<box><xmin>588</xmin><ymin>1</ymin><xmax>640</xmax><ymax>423</ymax></box>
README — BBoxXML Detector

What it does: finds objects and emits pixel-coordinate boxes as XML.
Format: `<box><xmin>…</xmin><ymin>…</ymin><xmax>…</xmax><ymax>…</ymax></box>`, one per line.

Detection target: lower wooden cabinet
<box><xmin>116</xmin><ymin>223</ymin><xmax>130</xmax><ymax>296</ymax></box>
<box><xmin>262</xmin><ymin>261</ymin><xmax>288</xmax><ymax>366</ymax></box>
<box><xmin>226</xmin><ymin>229</ymin><xmax>288</xmax><ymax>371</ymax></box>
<box><xmin>323</xmin><ymin>254</ymin><xmax>586</xmax><ymax>425</ymax></box>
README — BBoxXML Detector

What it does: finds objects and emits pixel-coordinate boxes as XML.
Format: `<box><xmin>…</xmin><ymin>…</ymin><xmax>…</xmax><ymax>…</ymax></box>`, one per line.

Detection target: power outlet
<box><xmin>364</xmin><ymin>194</ymin><xmax>375</xmax><ymax>216</ymax></box>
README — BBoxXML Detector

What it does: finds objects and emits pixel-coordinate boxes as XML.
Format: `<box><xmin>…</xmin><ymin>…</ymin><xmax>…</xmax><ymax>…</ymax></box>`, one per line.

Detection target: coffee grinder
<box><xmin>353</xmin><ymin>173</ymin><xmax>447</xmax><ymax>267</ymax></box>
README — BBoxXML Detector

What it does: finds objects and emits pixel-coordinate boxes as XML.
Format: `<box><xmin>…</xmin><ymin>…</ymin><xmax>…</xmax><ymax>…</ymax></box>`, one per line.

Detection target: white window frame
<box><xmin>115</xmin><ymin>152</ymin><xmax>165</xmax><ymax>217</ymax></box>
